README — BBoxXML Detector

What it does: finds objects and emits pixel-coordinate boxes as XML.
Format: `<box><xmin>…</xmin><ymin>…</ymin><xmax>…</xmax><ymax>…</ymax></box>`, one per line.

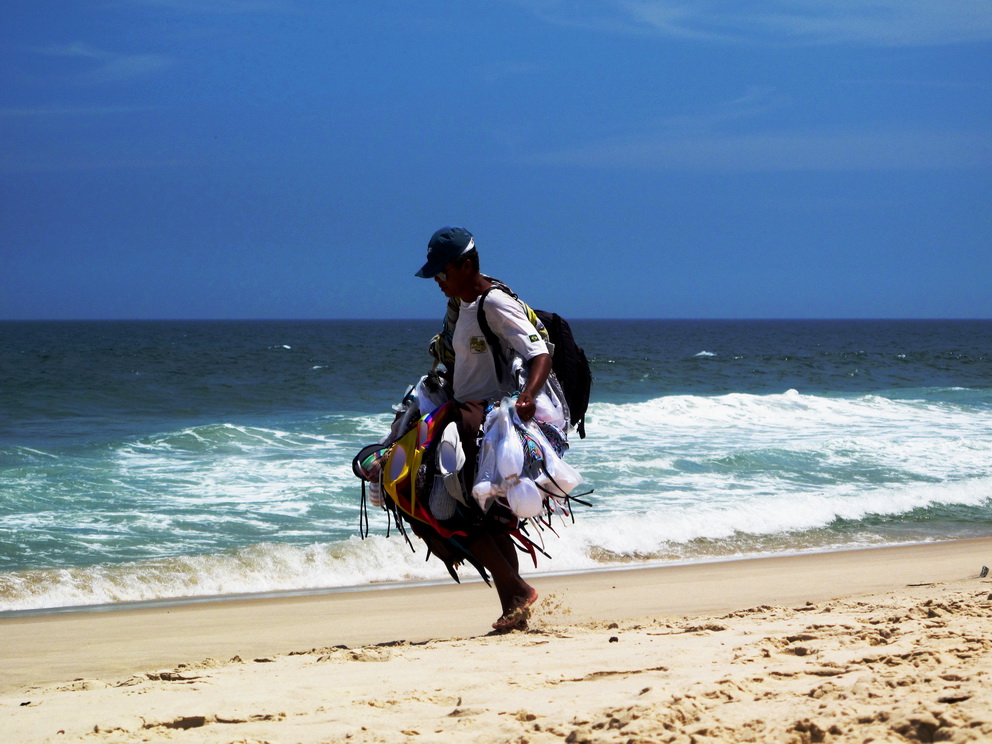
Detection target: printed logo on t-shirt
<box><xmin>529</xmin><ymin>334</ymin><xmax>540</xmax><ymax>343</ymax></box>
<box><xmin>469</xmin><ymin>336</ymin><xmax>488</xmax><ymax>353</ymax></box>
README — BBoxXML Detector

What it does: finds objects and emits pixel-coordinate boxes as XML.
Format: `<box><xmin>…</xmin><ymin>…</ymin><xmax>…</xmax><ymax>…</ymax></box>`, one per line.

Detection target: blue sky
<box><xmin>2</xmin><ymin>1</ymin><xmax>990</xmax><ymax>320</ymax></box>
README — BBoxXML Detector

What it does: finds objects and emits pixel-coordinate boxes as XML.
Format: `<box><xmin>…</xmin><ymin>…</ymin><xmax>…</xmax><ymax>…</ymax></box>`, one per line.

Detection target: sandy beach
<box><xmin>3</xmin><ymin>538</ymin><xmax>990</xmax><ymax>743</ymax></box>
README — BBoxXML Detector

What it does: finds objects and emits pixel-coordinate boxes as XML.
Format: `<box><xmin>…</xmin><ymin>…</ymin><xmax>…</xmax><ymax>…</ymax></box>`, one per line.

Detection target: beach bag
<box><xmin>353</xmin><ymin>401</ymin><xmax>463</xmax><ymax>535</ymax></box>
<box><xmin>477</xmin><ymin>287</ymin><xmax>592</xmax><ymax>439</ymax></box>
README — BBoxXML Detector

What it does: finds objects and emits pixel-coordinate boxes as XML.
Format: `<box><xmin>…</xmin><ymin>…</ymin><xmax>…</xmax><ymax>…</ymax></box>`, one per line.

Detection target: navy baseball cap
<box><xmin>415</xmin><ymin>227</ymin><xmax>475</xmax><ymax>278</ymax></box>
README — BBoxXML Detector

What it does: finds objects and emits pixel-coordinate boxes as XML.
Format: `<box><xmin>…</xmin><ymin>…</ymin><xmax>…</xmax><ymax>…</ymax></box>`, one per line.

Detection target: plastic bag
<box><xmin>415</xmin><ymin>373</ymin><xmax>449</xmax><ymax>412</ymax></box>
<box><xmin>472</xmin><ymin>408</ymin><xmax>502</xmax><ymax>511</ymax></box>
<box><xmin>495</xmin><ymin>398</ymin><xmax>523</xmax><ymax>479</ymax></box>
<box><xmin>509</xmin><ymin>355</ymin><xmax>566</xmax><ymax>429</ymax></box>
<box><xmin>533</xmin><ymin>390</ymin><xmax>566</xmax><ymax>428</ymax></box>
<box><xmin>496</xmin><ymin>398</ymin><xmax>543</xmax><ymax>518</ymax></box>
<box><xmin>474</xmin><ymin>397</ymin><xmax>578</xmax><ymax>519</ymax></box>
<box><xmin>524</xmin><ymin>419</ymin><xmax>582</xmax><ymax>500</ymax></box>
<box><xmin>506</xmin><ymin>474</ymin><xmax>543</xmax><ymax>518</ymax></box>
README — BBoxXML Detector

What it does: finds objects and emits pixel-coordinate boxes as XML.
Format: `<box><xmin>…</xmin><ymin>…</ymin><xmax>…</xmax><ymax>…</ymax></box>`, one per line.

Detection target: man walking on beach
<box><xmin>415</xmin><ymin>226</ymin><xmax>551</xmax><ymax>630</ymax></box>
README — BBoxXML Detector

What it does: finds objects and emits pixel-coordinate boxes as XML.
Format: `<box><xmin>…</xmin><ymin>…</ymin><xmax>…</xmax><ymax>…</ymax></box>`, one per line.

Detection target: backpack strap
<box><xmin>476</xmin><ymin>286</ymin><xmax>506</xmax><ymax>383</ymax></box>
<box><xmin>477</xmin><ymin>281</ymin><xmax>552</xmax><ymax>385</ymax></box>
<box><xmin>429</xmin><ymin>275</ymin><xmax>510</xmax><ymax>380</ymax></box>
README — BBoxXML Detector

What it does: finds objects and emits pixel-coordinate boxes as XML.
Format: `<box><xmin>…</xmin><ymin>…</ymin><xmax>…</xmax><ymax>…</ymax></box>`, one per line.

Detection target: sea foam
<box><xmin>3</xmin><ymin>389</ymin><xmax>990</xmax><ymax>613</ymax></box>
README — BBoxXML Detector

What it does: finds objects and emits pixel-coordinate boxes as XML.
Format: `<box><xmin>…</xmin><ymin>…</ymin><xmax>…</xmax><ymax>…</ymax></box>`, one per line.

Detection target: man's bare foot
<box><xmin>492</xmin><ymin>586</ymin><xmax>538</xmax><ymax>630</ymax></box>
<box><xmin>491</xmin><ymin>614</ymin><xmax>528</xmax><ymax>632</ymax></box>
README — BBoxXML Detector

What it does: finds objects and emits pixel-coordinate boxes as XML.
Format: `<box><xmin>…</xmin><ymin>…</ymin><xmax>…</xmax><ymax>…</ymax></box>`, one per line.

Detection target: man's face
<box><xmin>434</xmin><ymin>258</ymin><xmax>468</xmax><ymax>298</ymax></box>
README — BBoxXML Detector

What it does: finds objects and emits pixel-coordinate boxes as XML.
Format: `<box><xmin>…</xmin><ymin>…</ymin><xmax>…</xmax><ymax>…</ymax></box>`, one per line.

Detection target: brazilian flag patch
<box><xmin>529</xmin><ymin>334</ymin><xmax>540</xmax><ymax>342</ymax></box>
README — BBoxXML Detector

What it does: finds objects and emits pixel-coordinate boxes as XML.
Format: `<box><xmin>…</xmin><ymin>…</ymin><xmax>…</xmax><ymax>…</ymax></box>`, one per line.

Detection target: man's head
<box><xmin>415</xmin><ymin>227</ymin><xmax>477</xmax><ymax>279</ymax></box>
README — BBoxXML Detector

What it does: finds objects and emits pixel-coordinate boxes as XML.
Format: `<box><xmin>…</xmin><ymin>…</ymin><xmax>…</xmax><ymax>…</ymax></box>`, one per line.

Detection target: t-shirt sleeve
<box><xmin>484</xmin><ymin>290</ymin><xmax>549</xmax><ymax>361</ymax></box>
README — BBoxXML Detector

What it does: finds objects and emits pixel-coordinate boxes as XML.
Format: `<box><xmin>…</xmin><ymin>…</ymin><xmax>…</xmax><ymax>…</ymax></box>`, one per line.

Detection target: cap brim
<box><xmin>415</xmin><ymin>259</ymin><xmax>445</xmax><ymax>278</ymax></box>
<box><xmin>415</xmin><ymin>234</ymin><xmax>474</xmax><ymax>278</ymax></box>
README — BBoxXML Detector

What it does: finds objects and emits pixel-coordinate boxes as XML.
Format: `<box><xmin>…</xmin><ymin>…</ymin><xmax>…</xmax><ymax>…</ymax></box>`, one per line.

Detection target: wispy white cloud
<box><xmin>478</xmin><ymin>60</ymin><xmax>542</xmax><ymax>86</ymax></box>
<box><xmin>528</xmin><ymin>88</ymin><xmax>990</xmax><ymax>171</ymax></box>
<box><xmin>0</xmin><ymin>154</ymin><xmax>192</xmax><ymax>175</ymax></box>
<box><xmin>656</xmin><ymin>85</ymin><xmax>786</xmax><ymax>131</ymax></box>
<box><xmin>523</xmin><ymin>0</ymin><xmax>992</xmax><ymax>46</ymax></box>
<box><xmin>531</xmin><ymin>126</ymin><xmax>991</xmax><ymax>171</ymax></box>
<box><xmin>0</xmin><ymin>105</ymin><xmax>163</xmax><ymax>118</ymax></box>
<box><xmin>129</xmin><ymin>0</ymin><xmax>299</xmax><ymax>13</ymax></box>
<box><xmin>34</xmin><ymin>43</ymin><xmax>173</xmax><ymax>84</ymax></box>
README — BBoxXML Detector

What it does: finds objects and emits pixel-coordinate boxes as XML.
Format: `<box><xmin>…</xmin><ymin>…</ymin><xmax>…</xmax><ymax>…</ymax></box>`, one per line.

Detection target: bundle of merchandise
<box><xmin>472</xmin><ymin>396</ymin><xmax>585</xmax><ymax>520</ymax></box>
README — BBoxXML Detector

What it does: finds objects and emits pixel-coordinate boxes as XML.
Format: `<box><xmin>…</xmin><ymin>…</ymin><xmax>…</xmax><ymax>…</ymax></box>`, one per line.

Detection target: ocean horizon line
<box><xmin>3</xmin><ymin>317</ymin><xmax>991</xmax><ymax>324</ymax></box>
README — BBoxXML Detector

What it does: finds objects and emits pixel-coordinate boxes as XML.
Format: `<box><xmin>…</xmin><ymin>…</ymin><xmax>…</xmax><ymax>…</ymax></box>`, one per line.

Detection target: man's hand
<box><xmin>515</xmin><ymin>353</ymin><xmax>552</xmax><ymax>423</ymax></box>
<box><xmin>515</xmin><ymin>392</ymin><xmax>537</xmax><ymax>422</ymax></box>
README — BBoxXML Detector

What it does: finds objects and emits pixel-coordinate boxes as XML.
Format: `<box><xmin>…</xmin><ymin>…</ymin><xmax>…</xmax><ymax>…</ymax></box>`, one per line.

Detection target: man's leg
<box><xmin>465</xmin><ymin>532</ymin><xmax>537</xmax><ymax>626</ymax></box>
<box><xmin>454</xmin><ymin>399</ymin><xmax>486</xmax><ymax>490</ymax></box>
<box><xmin>456</xmin><ymin>399</ymin><xmax>538</xmax><ymax>628</ymax></box>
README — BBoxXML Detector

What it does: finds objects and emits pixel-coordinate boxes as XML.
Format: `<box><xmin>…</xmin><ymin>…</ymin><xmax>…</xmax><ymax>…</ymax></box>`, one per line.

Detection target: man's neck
<box><xmin>458</xmin><ymin>274</ymin><xmax>492</xmax><ymax>303</ymax></box>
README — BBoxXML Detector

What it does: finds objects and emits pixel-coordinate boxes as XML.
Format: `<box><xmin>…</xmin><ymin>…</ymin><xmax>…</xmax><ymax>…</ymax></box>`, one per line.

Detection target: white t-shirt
<box><xmin>452</xmin><ymin>289</ymin><xmax>548</xmax><ymax>403</ymax></box>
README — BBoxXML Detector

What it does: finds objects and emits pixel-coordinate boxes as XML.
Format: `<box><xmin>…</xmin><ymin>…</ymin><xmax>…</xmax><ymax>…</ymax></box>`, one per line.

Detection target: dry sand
<box><xmin>2</xmin><ymin>538</ymin><xmax>991</xmax><ymax>743</ymax></box>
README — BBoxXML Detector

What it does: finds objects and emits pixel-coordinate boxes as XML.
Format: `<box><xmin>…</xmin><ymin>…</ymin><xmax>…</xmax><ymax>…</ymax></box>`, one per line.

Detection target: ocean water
<box><xmin>1</xmin><ymin>319</ymin><xmax>990</xmax><ymax>614</ymax></box>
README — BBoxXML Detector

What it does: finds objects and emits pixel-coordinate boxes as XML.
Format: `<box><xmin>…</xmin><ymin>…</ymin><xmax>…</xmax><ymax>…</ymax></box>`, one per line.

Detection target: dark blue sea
<box><xmin>1</xmin><ymin>320</ymin><xmax>990</xmax><ymax>613</ymax></box>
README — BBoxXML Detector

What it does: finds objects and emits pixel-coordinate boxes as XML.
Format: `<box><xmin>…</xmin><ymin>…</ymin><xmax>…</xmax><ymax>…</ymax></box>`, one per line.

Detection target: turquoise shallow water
<box><xmin>1</xmin><ymin>320</ymin><xmax>990</xmax><ymax>612</ymax></box>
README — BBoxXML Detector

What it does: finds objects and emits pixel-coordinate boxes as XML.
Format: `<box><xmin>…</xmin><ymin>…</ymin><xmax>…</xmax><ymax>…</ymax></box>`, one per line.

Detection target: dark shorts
<box><xmin>454</xmin><ymin>399</ymin><xmax>487</xmax><ymax>489</ymax></box>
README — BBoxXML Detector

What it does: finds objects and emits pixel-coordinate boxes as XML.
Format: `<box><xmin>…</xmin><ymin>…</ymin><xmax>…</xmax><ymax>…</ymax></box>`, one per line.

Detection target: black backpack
<box><xmin>477</xmin><ymin>287</ymin><xmax>591</xmax><ymax>439</ymax></box>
